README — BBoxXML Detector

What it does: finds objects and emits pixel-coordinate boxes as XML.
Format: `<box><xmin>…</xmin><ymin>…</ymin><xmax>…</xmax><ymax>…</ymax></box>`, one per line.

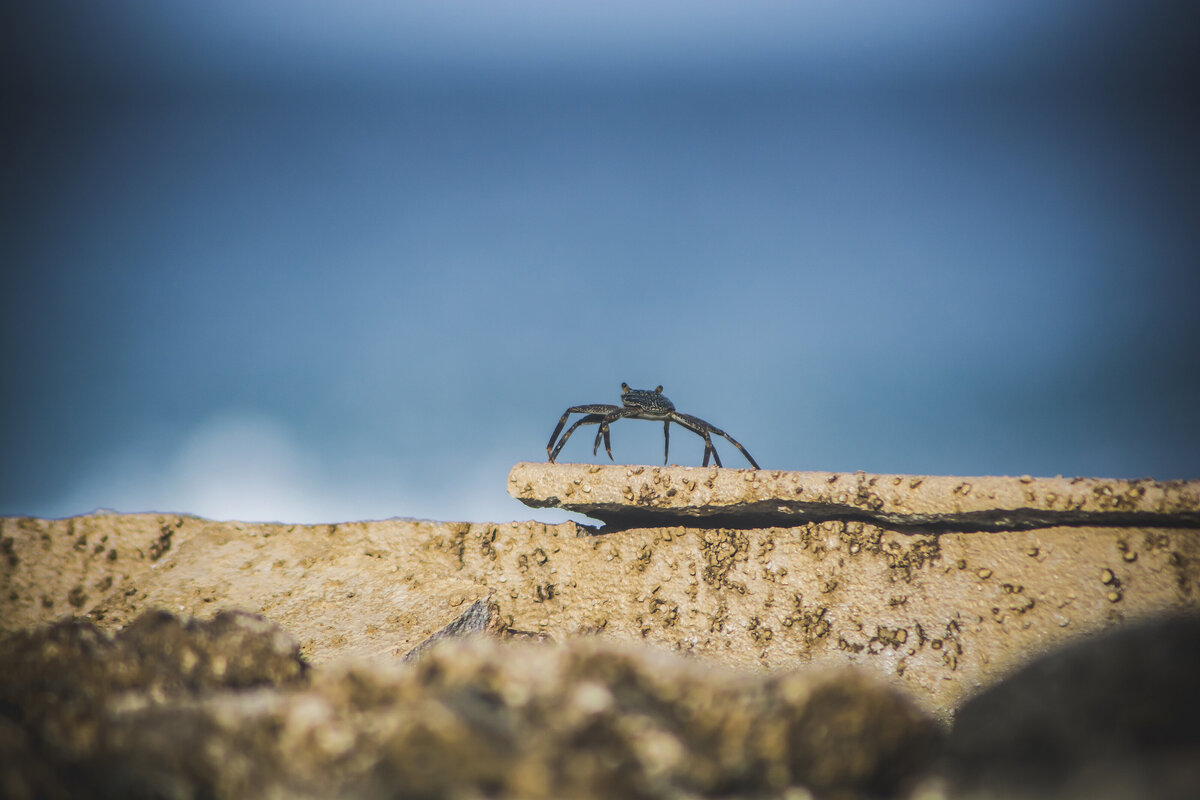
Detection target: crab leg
<box><xmin>711</xmin><ymin>427</ymin><xmax>759</xmax><ymax>470</ymax></box>
<box><xmin>663</xmin><ymin>413</ymin><xmax>722</xmax><ymax>467</ymax></box>
<box><xmin>671</xmin><ymin>412</ymin><xmax>760</xmax><ymax>470</ymax></box>
<box><xmin>550</xmin><ymin>414</ymin><xmax>608</xmax><ymax>462</ymax></box>
<box><xmin>591</xmin><ymin>407</ymin><xmax>638</xmax><ymax>461</ymax></box>
<box><xmin>592</xmin><ymin>415</ymin><xmax>679</xmax><ymax>466</ymax></box>
<box><xmin>596</xmin><ymin>425</ymin><xmax>612</xmax><ymax>460</ymax></box>
<box><xmin>546</xmin><ymin>404</ymin><xmax>620</xmax><ymax>461</ymax></box>
<box><xmin>700</xmin><ymin>430</ymin><xmax>722</xmax><ymax>468</ymax></box>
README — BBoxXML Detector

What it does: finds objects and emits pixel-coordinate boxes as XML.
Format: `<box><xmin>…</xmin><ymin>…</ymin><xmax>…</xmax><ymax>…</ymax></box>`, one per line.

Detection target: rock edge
<box><xmin>508</xmin><ymin>462</ymin><xmax>1200</xmax><ymax>529</ymax></box>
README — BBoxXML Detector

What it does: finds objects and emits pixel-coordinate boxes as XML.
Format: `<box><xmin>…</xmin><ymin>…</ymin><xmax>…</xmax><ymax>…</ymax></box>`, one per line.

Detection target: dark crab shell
<box><xmin>619</xmin><ymin>383</ymin><xmax>675</xmax><ymax>418</ymax></box>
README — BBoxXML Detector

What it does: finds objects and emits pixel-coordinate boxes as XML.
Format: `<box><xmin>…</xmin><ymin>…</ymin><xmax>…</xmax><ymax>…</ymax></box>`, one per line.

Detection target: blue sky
<box><xmin>2</xmin><ymin>2</ymin><xmax>1198</xmax><ymax>524</ymax></box>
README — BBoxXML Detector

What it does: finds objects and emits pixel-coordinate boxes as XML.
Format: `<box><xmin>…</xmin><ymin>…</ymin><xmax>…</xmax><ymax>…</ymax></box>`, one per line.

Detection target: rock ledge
<box><xmin>508</xmin><ymin>462</ymin><xmax>1200</xmax><ymax>530</ymax></box>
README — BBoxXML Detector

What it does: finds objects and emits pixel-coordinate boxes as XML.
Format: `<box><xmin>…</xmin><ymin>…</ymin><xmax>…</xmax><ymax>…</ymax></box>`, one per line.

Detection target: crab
<box><xmin>546</xmin><ymin>383</ymin><xmax>760</xmax><ymax>469</ymax></box>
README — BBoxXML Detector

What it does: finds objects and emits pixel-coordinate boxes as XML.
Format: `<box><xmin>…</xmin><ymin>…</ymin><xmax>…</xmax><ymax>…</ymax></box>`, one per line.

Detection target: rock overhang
<box><xmin>508</xmin><ymin>462</ymin><xmax>1200</xmax><ymax>531</ymax></box>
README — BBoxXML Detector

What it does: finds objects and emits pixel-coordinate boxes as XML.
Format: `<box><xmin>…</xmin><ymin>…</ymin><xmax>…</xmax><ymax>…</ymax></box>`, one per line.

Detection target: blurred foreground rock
<box><xmin>0</xmin><ymin>610</ymin><xmax>308</xmax><ymax>800</ymax></box>
<box><xmin>4</xmin><ymin>609</ymin><xmax>1197</xmax><ymax>799</ymax></box>
<box><xmin>946</xmin><ymin>614</ymin><xmax>1200</xmax><ymax>800</ymax></box>
<box><xmin>0</xmin><ymin>612</ymin><xmax>939</xmax><ymax>800</ymax></box>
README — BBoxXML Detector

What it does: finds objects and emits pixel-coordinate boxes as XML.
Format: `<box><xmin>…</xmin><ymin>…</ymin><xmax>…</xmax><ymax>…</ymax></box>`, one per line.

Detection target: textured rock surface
<box><xmin>0</xmin><ymin>513</ymin><xmax>500</xmax><ymax>663</ymax></box>
<box><xmin>508</xmin><ymin>462</ymin><xmax>1200</xmax><ymax>529</ymax></box>
<box><xmin>0</xmin><ymin>614</ymin><xmax>939</xmax><ymax>800</ymax></box>
<box><xmin>3</xmin><ymin>509</ymin><xmax>1199</xmax><ymax>714</ymax></box>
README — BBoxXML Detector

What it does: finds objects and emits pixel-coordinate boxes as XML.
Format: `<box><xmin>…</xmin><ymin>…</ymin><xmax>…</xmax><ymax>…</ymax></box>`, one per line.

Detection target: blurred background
<box><xmin>2</xmin><ymin>1</ymin><xmax>1198</xmax><ymax>525</ymax></box>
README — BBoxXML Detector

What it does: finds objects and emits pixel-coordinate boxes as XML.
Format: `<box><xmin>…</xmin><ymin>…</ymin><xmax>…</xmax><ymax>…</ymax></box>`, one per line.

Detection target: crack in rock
<box><xmin>508</xmin><ymin>463</ymin><xmax>1200</xmax><ymax>533</ymax></box>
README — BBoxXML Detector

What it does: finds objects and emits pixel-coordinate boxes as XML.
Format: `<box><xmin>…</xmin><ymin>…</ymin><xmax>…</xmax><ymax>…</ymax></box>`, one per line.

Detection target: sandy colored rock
<box><xmin>3</xmin><ymin>509</ymin><xmax>1198</xmax><ymax>715</ymax></box>
<box><xmin>508</xmin><ymin>462</ymin><xmax>1200</xmax><ymax>529</ymax></box>
<box><xmin>0</xmin><ymin>514</ymin><xmax>497</xmax><ymax>663</ymax></box>
<box><xmin>0</xmin><ymin>617</ymin><xmax>939</xmax><ymax>800</ymax></box>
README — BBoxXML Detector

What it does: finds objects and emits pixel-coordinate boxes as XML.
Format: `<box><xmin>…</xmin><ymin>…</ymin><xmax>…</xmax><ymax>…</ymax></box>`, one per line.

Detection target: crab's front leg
<box><xmin>551</xmin><ymin>414</ymin><xmax>609</xmax><ymax>462</ymax></box>
<box><xmin>592</xmin><ymin>425</ymin><xmax>611</xmax><ymax>459</ymax></box>
<box><xmin>590</xmin><ymin>407</ymin><xmax>637</xmax><ymax>461</ymax></box>
<box><xmin>547</xmin><ymin>404</ymin><xmax>620</xmax><ymax>462</ymax></box>
<box><xmin>591</xmin><ymin>416</ymin><xmax>669</xmax><ymax>464</ymax></box>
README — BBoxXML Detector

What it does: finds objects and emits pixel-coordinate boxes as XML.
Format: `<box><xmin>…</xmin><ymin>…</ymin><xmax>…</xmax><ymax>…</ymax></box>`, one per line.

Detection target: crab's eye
<box><xmin>655</xmin><ymin>385</ymin><xmax>663</xmax><ymax>393</ymax></box>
